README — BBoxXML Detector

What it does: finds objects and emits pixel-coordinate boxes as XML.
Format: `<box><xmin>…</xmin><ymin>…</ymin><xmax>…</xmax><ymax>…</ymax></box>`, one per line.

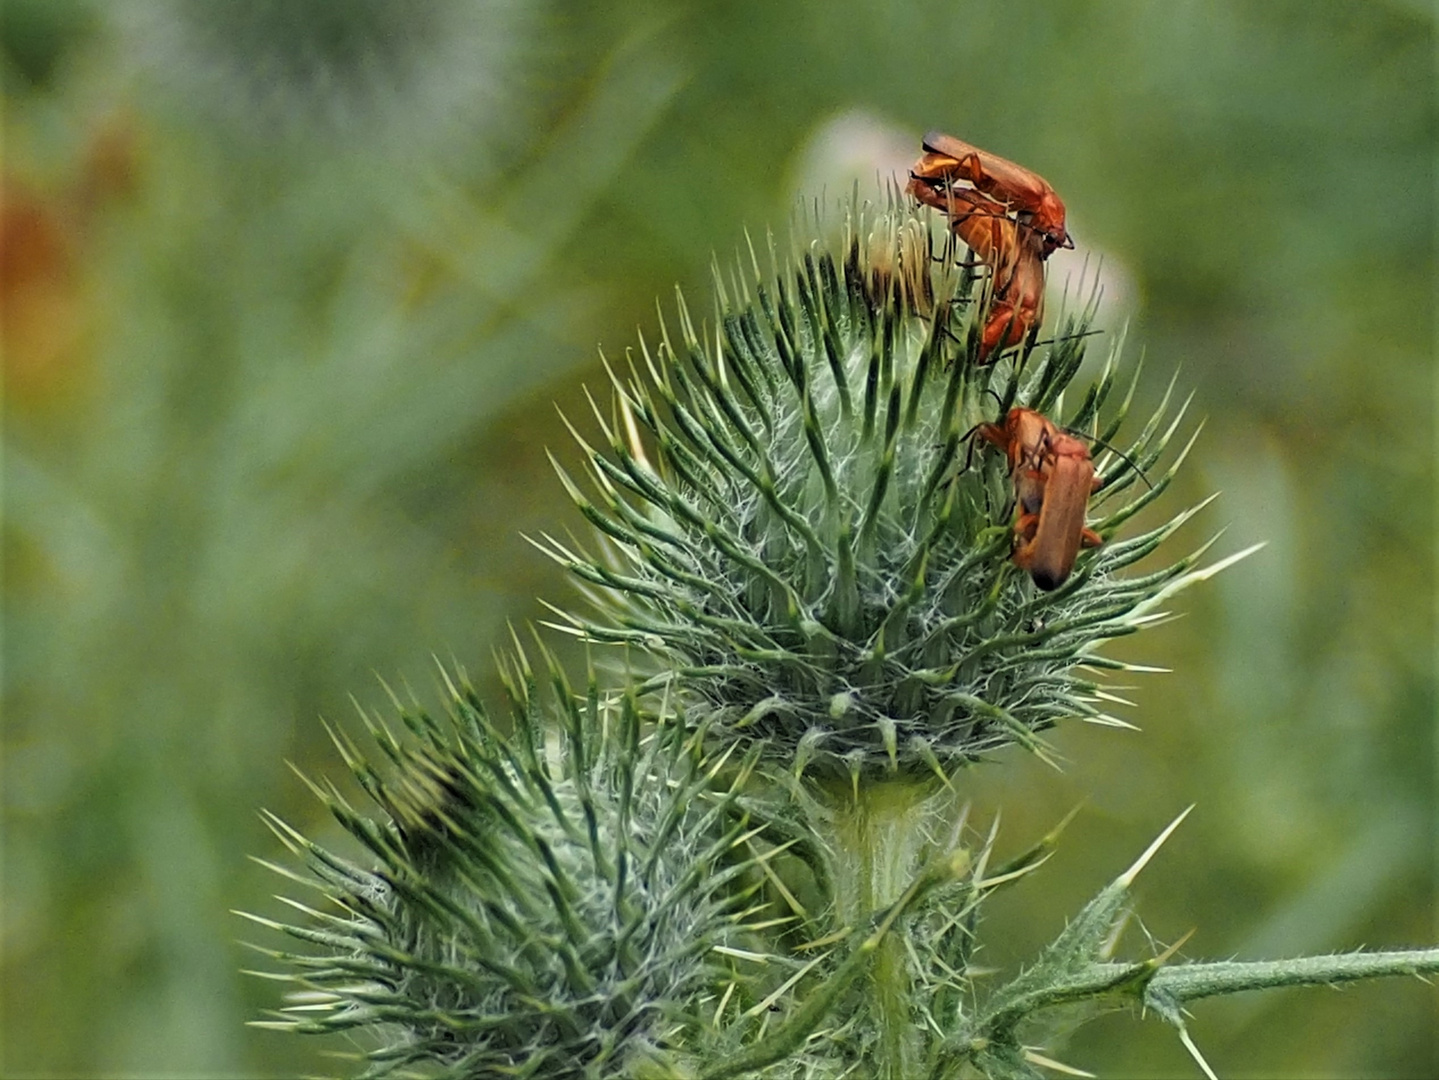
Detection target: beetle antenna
<box><xmin>1066</xmin><ymin>428</ymin><xmax>1154</xmax><ymax>491</ymax></box>
<box><xmin>1031</xmin><ymin>327</ymin><xmax>1105</xmax><ymax>347</ymax></box>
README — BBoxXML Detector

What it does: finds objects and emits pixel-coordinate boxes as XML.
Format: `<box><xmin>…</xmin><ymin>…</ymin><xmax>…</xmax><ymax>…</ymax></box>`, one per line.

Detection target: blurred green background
<box><xmin>2</xmin><ymin>1</ymin><xmax>1432</xmax><ymax>1076</ymax></box>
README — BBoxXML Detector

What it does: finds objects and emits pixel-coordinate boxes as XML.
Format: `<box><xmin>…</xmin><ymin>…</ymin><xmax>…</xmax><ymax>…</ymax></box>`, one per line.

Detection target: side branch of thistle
<box><xmin>1144</xmin><ymin>949</ymin><xmax>1439</xmax><ymax>1016</ymax></box>
<box><xmin>965</xmin><ymin>948</ymin><xmax>1439</xmax><ymax>1042</ymax></box>
<box><xmin>932</xmin><ymin>810</ymin><xmax>1439</xmax><ymax>1080</ymax></box>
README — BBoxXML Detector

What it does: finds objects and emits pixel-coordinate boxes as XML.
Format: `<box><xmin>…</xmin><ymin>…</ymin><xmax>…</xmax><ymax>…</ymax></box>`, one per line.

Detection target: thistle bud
<box><xmin>245</xmin><ymin>655</ymin><xmax>765</xmax><ymax>1077</ymax></box>
<box><xmin>544</xmin><ymin>200</ymin><xmax>1209</xmax><ymax>779</ymax></box>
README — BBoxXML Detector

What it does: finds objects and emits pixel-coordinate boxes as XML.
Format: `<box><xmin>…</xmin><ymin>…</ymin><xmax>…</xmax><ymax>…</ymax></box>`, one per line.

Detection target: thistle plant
<box><xmin>248</xmin><ymin>195</ymin><xmax>1439</xmax><ymax>1078</ymax></box>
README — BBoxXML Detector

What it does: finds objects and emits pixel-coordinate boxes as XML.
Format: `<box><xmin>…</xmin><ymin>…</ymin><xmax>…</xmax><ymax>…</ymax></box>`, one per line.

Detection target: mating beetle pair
<box><xmin>907</xmin><ymin>131</ymin><xmax>1071</xmax><ymax>363</ymax></box>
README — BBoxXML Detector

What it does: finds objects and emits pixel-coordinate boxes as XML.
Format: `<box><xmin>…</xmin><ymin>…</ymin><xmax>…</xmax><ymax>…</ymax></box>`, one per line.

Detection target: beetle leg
<box><xmin>978</xmin><ymin>301</ymin><xmax>1026</xmax><ymax>363</ymax></box>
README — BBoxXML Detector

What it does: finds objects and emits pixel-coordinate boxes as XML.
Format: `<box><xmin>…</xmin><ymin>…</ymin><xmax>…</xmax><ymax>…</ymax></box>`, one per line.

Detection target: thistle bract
<box><xmin>544</xmin><ymin>200</ymin><xmax>1208</xmax><ymax>779</ymax></box>
<box><xmin>244</xmin><ymin>653</ymin><xmax>764</xmax><ymax>1079</ymax></box>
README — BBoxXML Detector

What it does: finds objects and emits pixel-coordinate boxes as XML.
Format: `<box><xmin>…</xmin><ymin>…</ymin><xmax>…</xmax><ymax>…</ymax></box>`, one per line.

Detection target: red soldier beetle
<box><xmin>905</xmin><ymin>179</ymin><xmax>1048</xmax><ymax>363</ymax></box>
<box><xmin>915</xmin><ymin>131</ymin><xmax>1072</xmax><ymax>255</ymax></box>
<box><xmin>976</xmin><ymin>407</ymin><xmax>1104</xmax><ymax>591</ymax></box>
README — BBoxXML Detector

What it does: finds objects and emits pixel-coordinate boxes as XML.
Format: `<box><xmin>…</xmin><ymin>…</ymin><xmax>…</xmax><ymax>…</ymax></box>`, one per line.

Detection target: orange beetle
<box><xmin>977</xmin><ymin>407</ymin><xmax>1102</xmax><ymax>591</ymax></box>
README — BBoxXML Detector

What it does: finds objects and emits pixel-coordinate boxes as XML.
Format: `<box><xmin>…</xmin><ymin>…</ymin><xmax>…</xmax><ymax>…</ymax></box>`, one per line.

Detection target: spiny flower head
<box><xmin>243</xmin><ymin>648</ymin><xmax>767</xmax><ymax>1079</ymax></box>
<box><xmin>542</xmin><ymin>198</ymin><xmax>1224</xmax><ymax>780</ymax></box>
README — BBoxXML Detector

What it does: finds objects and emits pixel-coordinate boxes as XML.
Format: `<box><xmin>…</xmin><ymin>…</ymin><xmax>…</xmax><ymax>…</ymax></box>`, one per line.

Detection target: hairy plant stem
<box><xmin>815</xmin><ymin>775</ymin><xmax>943</xmax><ymax>1080</ymax></box>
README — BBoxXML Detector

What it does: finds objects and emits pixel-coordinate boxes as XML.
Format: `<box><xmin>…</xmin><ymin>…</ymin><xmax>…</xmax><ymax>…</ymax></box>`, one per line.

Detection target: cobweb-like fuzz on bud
<box><xmin>540</xmin><ymin>197</ymin><xmax>1220</xmax><ymax>780</ymax></box>
<box><xmin>241</xmin><ymin>649</ymin><xmax>767</xmax><ymax>1079</ymax></box>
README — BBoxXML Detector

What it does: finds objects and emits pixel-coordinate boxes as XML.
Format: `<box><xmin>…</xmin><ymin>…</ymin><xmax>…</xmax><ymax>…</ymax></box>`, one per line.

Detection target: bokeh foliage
<box><xmin>2</xmin><ymin>1</ymin><xmax>1432</xmax><ymax>1077</ymax></box>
